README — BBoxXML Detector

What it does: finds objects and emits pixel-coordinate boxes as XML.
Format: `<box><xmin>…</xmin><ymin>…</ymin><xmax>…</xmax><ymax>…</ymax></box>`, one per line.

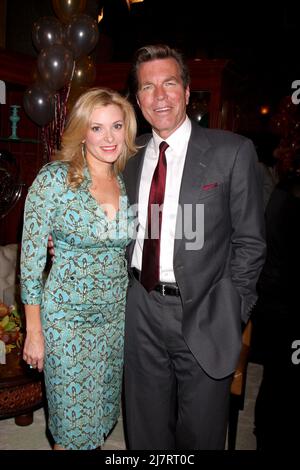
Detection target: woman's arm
<box><xmin>20</xmin><ymin>163</ymin><xmax>66</xmax><ymax>371</ymax></box>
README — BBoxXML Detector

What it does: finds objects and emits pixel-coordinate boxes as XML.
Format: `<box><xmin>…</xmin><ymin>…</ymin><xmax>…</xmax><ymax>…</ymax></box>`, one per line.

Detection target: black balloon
<box><xmin>37</xmin><ymin>44</ymin><xmax>74</xmax><ymax>91</ymax></box>
<box><xmin>23</xmin><ymin>83</ymin><xmax>55</xmax><ymax>126</ymax></box>
<box><xmin>52</xmin><ymin>0</ymin><xmax>87</xmax><ymax>24</ymax></box>
<box><xmin>72</xmin><ymin>55</ymin><xmax>96</xmax><ymax>88</ymax></box>
<box><xmin>32</xmin><ymin>16</ymin><xmax>64</xmax><ymax>51</ymax></box>
<box><xmin>65</xmin><ymin>14</ymin><xmax>99</xmax><ymax>59</ymax></box>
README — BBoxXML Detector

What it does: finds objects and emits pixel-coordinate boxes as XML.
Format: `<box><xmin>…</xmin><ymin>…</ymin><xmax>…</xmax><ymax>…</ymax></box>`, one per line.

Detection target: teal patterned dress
<box><xmin>20</xmin><ymin>161</ymin><xmax>133</xmax><ymax>450</ymax></box>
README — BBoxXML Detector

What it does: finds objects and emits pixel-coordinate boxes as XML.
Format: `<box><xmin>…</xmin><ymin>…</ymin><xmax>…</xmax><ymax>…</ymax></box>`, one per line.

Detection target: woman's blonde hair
<box><xmin>55</xmin><ymin>87</ymin><xmax>137</xmax><ymax>189</ymax></box>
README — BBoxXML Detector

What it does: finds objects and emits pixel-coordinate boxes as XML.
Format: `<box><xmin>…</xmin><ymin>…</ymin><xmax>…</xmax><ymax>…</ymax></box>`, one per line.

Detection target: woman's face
<box><xmin>84</xmin><ymin>104</ymin><xmax>125</xmax><ymax>167</ymax></box>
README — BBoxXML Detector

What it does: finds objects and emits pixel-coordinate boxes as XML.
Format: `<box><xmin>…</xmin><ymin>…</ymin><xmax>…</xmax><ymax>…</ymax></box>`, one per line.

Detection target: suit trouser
<box><xmin>124</xmin><ymin>277</ymin><xmax>232</xmax><ymax>450</ymax></box>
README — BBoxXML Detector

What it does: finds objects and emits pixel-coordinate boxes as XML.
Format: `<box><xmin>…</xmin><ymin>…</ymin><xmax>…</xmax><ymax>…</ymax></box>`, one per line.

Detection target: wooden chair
<box><xmin>227</xmin><ymin>320</ymin><xmax>253</xmax><ymax>450</ymax></box>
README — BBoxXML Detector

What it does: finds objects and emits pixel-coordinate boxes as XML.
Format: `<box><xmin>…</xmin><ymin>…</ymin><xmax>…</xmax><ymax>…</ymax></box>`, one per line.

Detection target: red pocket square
<box><xmin>202</xmin><ymin>182</ymin><xmax>218</xmax><ymax>190</ymax></box>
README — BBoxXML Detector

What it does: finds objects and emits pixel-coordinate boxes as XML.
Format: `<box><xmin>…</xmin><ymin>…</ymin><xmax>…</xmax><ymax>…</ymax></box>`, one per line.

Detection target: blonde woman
<box><xmin>20</xmin><ymin>88</ymin><xmax>137</xmax><ymax>450</ymax></box>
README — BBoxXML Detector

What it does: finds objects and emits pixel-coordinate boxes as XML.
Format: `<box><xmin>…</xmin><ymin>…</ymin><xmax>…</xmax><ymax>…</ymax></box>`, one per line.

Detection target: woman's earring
<box><xmin>81</xmin><ymin>142</ymin><xmax>86</xmax><ymax>160</ymax></box>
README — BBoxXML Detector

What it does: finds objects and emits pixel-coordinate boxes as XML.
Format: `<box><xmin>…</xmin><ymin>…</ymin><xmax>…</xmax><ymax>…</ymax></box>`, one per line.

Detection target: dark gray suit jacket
<box><xmin>123</xmin><ymin>121</ymin><xmax>266</xmax><ymax>379</ymax></box>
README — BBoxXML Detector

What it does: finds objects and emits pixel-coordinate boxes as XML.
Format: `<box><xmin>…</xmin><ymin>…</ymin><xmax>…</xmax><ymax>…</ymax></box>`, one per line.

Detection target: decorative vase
<box><xmin>9</xmin><ymin>105</ymin><xmax>21</xmax><ymax>140</ymax></box>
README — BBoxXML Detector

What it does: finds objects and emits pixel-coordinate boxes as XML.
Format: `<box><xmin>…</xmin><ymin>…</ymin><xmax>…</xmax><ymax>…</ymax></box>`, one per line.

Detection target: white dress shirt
<box><xmin>131</xmin><ymin>116</ymin><xmax>191</xmax><ymax>282</ymax></box>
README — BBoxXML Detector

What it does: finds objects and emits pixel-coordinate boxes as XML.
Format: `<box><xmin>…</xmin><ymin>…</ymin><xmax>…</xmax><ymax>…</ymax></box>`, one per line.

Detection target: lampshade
<box><xmin>126</xmin><ymin>0</ymin><xmax>144</xmax><ymax>8</ymax></box>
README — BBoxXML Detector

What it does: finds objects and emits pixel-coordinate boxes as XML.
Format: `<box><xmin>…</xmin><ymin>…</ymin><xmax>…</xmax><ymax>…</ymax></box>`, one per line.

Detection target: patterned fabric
<box><xmin>20</xmin><ymin>161</ymin><xmax>134</xmax><ymax>449</ymax></box>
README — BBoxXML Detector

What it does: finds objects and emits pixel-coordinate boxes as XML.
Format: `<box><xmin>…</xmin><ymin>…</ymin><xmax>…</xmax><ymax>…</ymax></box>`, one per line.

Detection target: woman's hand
<box><xmin>23</xmin><ymin>304</ymin><xmax>44</xmax><ymax>373</ymax></box>
<box><xmin>48</xmin><ymin>234</ymin><xmax>55</xmax><ymax>259</ymax></box>
<box><xmin>23</xmin><ymin>330</ymin><xmax>45</xmax><ymax>372</ymax></box>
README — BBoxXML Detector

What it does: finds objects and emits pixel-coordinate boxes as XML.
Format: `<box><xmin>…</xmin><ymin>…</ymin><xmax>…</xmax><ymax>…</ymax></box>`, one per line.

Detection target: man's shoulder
<box><xmin>136</xmin><ymin>132</ymin><xmax>152</xmax><ymax>146</ymax></box>
<box><xmin>194</xmin><ymin>124</ymin><xmax>250</xmax><ymax>147</ymax></box>
<box><xmin>124</xmin><ymin>133</ymin><xmax>151</xmax><ymax>173</ymax></box>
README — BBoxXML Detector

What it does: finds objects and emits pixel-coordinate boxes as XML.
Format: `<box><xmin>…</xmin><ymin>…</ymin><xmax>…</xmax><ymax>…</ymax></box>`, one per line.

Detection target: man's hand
<box><xmin>48</xmin><ymin>234</ymin><xmax>55</xmax><ymax>259</ymax></box>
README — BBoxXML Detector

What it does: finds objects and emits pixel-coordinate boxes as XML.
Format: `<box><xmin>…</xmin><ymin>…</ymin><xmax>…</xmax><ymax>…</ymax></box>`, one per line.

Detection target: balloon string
<box><xmin>41</xmin><ymin>127</ymin><xmax>48</xmax><ymax>164</ymax></box>
<box><xmin>68</xmin><ymin>60</ymin><xmax>76</xmax><ymax>97</ymax></box>
<box><xmin>41</xmin><ymin>60</ymin><xmax>76</xmax><ymax>163</ymax></box>
<box><xmin>57</xmin><ymin>60</ymin><xmax>76</xmax><ymax>152</ymax></box>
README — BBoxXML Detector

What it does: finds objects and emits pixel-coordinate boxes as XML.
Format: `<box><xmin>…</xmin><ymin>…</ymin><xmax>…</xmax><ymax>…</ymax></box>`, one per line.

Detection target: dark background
<box><xmin>5</xmin><ymin>0</ymin><xmax>300</xmax><ymax>110</ymax></box>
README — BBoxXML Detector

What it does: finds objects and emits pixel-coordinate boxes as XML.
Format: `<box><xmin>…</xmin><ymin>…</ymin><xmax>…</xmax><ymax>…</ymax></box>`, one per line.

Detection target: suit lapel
<box><xmin>174</xmin><ymin>123</ymin><xmax>212</xmax><ymax>258</ymax></box>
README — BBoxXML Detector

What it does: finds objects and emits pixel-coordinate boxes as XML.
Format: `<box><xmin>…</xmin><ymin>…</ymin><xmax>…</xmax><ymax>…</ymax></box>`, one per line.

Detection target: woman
<box><xmin>20</xmin><ymin>88</ymin><xmax>137</xmax><ymax>450</ymax></box>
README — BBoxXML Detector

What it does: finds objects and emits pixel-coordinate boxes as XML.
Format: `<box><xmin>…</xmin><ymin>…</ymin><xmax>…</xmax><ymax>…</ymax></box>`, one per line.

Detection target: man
<box><xmin>253</xmin><ymin>156</ymin><xmax>300</xmax><ymax>449</ymax></box>
<box><xmin>122</xmin><ymin>44</ymin><xmax>266</xmax><ymax>450</ymax></box>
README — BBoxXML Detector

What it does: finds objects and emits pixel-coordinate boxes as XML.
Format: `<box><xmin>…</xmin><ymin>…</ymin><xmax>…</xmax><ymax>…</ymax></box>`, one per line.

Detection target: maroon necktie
<box><xmin>141</xmin><ymin>141</ymin><xmax>169</xmax><ymax>292</ymax></box>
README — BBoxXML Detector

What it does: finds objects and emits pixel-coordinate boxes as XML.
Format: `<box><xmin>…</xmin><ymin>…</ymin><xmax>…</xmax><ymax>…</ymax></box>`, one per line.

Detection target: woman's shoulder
<box><xmin>35</xmin><ymin>161</ymin><xmax>68</xmax><ymax>183</ymax></box>
<box><xmin>39</xmin><ymin>160</ymin><xmax>68</xmax><ymax>176</ymax></box>
<box><xmin>30</xmin><ymin>161</ymin><xmax>69</xmax><ymax>193</ymax></box>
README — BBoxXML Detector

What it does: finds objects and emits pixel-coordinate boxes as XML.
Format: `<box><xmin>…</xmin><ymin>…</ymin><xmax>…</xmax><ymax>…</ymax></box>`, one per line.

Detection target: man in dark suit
<box><xmin>123</xmin><ymin>44</ymin><xmax>266</xmax><ymax>450</ymax></box>
<box><xmin>252</xmin><ymin>157</ymin><xmax>300</xmax><ymax>449</ymax></box>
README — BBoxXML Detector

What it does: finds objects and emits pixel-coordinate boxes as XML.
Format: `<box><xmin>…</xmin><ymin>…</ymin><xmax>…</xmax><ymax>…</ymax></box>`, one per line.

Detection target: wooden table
<box><xmin>0</xmin><ymin>348</ymin><xmax>44</xmax><ymax>425</ymax></box>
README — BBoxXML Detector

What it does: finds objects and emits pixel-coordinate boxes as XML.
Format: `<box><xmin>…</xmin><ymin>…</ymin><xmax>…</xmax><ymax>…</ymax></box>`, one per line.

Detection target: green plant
<box><xmin>0</xmin><ymin>302</ymin><xmax>23</xmax><ymax>353</ymax></box>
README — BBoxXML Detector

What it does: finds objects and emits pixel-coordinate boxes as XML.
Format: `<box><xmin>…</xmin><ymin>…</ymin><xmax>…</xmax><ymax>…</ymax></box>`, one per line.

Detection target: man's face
<box><xmin>136</xmin><ymin>58</ymin><xmax>190</xmax><ymax>139</ymax></box>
